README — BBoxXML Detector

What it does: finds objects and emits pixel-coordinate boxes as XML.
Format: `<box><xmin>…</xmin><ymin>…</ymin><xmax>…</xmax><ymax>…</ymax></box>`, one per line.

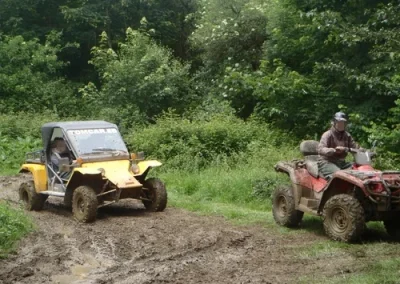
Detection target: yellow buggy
<box><xmin>19</xmin><ymin>121</ymin><xmax>167</xmax><ymax>222</ymax></box>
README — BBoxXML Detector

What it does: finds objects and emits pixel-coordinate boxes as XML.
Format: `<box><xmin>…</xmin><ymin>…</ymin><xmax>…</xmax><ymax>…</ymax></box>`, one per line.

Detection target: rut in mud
<box><xmin>0</xmin><ymin>175</ymin><xmax>393</xmax><ymax>284</ymax></box>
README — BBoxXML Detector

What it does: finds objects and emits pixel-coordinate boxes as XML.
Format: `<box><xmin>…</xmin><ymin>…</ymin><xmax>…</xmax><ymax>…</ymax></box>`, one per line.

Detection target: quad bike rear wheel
<box><xmin>19</xmin><ymin>177</ymin><xmax>47</xmax><ymax>211</ymax></box>
<box><xmin>272</xmin><ymin>185</ymin><xmax>304</xmax><ymax>227</ymax></box>
<box><xmin>72</xmin><ymin>186</ymin><xmax>98</xmax><ymax>223</ymax></box>
<box><xmin>322</xmin><ymin>194</ymin><xmax>365</xmax><ymax>242</ymax></box>
<box><xmin>142</xmin><ymin>178</ymin><xmax>167</xmax><ymax>212</ymax></box>
<box><xmin>384</xmin><ymin>219</ymin><xmax>400</xmax><ymax>241</ymax></box>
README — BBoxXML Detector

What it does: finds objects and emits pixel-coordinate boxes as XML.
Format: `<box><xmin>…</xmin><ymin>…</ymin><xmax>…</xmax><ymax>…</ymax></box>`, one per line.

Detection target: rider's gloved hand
<box><xmin>335</xmin><ymin>146</ymin><xmax>347</xmax><ymax>153</ymax></box>
<box><xmin>326</xmin><ymin>148</ymin><xmax>336</xmax><ymax>155</ymax></box>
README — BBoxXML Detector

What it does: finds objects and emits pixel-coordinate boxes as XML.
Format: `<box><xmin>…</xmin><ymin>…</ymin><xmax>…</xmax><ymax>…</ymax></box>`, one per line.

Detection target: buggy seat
<box><xmin>299</xmin><ymin>140</ymin><xmax>319</xmax><ymax>178</ymax></box>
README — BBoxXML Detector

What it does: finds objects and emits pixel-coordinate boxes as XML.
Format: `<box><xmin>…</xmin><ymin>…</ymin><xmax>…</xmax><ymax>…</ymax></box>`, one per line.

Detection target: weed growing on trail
<box><xmin>0</xmin><ymin>202</ymin><xmax>33</xmax><ymax>258</ymax></box>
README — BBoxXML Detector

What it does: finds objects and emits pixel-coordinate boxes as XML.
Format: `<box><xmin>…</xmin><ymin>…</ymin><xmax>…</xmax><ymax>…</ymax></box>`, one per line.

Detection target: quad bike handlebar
<box><xmin>336</xmin><ymin>146</ymin><xmax>375</xmax><ymax>156</ymax></box>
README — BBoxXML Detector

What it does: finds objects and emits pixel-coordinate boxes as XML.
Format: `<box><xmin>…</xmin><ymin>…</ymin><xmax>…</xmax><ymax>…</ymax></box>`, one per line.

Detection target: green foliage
<box><xmin>0</xmin><ymin>34</ymin><xmax>80</xmax><ymax>115</ymax></box>
<box><xmin>189</xmin><ymin>0</ymin><xmax>268</xmax><ymax>109</ymax></box>
<box><xmin>223</xmin><ymin>59</ymin><xmax>324</xmax><ymax>134</ymax></box>
<box><xmin>84</xmin><ymin>29</ymin><xmax>196</xmax><ymax>120</ymax></box>
<box><xmin>0</xmin><ymin>202</ymin><xmax>33</xmax><ymax>257</ymax></box>
<box><xmin>191</xmin><ymin>0</ymin><xmax>268</xmax><ymax>73</ymax></box>
<box><xmin>260</xmin><ymin>0</ymin><xmax>400</xmax><ymax>140</ymax></box>
<box><xmin>128</xmin><ymin>109</ymin><xmax>293</xmax><ymax>171</ymax></box>
<box><xmin>158</xmin><ymin>141</ymin><xmax>297</xmax><ymax>208</ymax></box>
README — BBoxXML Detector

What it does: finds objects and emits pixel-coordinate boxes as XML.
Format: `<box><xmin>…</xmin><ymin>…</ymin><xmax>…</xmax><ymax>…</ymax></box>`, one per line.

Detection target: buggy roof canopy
<box><xmin>41</xmin><ymin>120</ymin><xmax>118</xmax><ymax>149</ymax></box>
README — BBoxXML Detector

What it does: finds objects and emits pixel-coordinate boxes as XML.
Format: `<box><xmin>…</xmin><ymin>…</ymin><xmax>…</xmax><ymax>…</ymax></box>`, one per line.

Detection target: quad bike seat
<box><xmin>300</xmin><ymin>140</ymin><xmax>320</xmax><ymax>178</ymax></box>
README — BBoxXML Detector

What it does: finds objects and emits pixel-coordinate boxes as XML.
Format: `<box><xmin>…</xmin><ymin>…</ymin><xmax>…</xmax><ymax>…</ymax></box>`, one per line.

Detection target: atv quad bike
<box><xmin>19</xmin><ymin>121</ymin><xmax>167</xmax><ymax>223</ymax></box>
<box><xmin>273</xmin><ymin>140</ymin><xmax>400</xmax><ymax>242</ymax></box>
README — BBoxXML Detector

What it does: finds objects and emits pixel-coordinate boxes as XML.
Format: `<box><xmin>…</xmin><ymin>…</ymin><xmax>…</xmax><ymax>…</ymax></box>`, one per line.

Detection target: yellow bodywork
<box><xmin>70</xmin><ymin>159</ymin><xmax>162</xmax><ymax>189</ymax></box>
<box><xmin>20</xmin><ymin>164</ymin><xmax>47</xmax><ymax>192</ymax></box>
<box><xmin>20</xmin><ymin>159</ymin><xmax>162</xmax><ymax>192</ymax></box>
<box><xmin>137</xmin><ymin>160</ymin><xmax>162</xmax><ymax>173</ymax></box>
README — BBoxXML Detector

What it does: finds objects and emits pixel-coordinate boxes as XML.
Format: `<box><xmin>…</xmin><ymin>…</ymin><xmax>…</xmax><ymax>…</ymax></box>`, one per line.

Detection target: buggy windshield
<box><xmin>66</xmin><ymin>128</ymin><xmax>128</xmax><ymax>156</ymax></box>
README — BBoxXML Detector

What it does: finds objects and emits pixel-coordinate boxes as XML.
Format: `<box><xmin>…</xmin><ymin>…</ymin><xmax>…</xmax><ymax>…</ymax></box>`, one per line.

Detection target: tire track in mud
<box><xmin>0</xmin><ymin>175</ymin><xmax>370</xmax><ymax>284</ymax></box>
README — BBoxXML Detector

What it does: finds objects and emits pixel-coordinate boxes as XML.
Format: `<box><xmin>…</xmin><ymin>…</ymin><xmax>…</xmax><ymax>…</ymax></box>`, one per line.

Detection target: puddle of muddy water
<box><xmin>52</xmin><ymin>254</ymin><xmax>100</xmax><ymax>284</ymax></box>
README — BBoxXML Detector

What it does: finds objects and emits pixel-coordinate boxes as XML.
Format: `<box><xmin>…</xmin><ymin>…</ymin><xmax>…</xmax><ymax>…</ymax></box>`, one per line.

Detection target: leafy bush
<box><xmin>128</xmin><ymin>110</ymin><xmax>293</xmax><ymax>171</ymax></box>
<box><xmin>0</xmin><ymin>34</ymin><xmax>80</xmax><ymax>115</ymax></box>
<box><xmin>82</xmin><ymin>28</ymin><xmax>198</xmax><ymax>121</ymax></box>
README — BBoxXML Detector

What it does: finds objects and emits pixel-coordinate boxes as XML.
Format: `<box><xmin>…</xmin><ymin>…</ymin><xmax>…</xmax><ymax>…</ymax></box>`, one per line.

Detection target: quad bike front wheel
<box><xmin>272</xmin><ymin>185</ymin><xmax>304</xmax><ymax>227</ymax></box>
<box><xmin>322</xmin><ymin>194</ymin><xmax>365</xmax><ymax>242</ymax></box>
<box><xmin>19</xmin><ymin>177</ymin><xmax>47</xmax><ymax>211</ymax></box>
<box><xmin>142</xmin><ymin>178</ymin><xmax>167</xmax><ymax>212</ymax></box>
<box><xmin>72</xmin><ymin>186</ymin><xmax>98</xmax><ymax>223</ymax></box>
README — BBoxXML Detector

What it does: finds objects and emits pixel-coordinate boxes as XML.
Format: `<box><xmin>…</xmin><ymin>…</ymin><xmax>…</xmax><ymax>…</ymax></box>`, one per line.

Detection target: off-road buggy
<box><xmin>19</xmin><ymin>121</ymin><xmax>167</xmax><ymax>222</ymax></box>
<box><xmin>273</xmin><ymin>140</ymin><xmax>400</xmax><ymax>242</ymax></box>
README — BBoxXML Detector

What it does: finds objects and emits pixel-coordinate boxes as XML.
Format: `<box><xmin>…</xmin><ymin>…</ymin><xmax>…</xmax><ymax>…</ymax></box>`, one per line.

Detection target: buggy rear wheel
<box><xmin>142</xmin><ymin>178</ymin><xmax>167</xmax><ymax>212</ymax></box>
<box><xmin>72</xmin><ymin>186</ymin><xmax>98</xmax><ymax>223</ymax></box>
<box><xmin>322</xmin><ymin>194</ymin><xmax>365</xmax><ymax>242</ymax></box>
<box><xmin>272</xmin><ymin>185</ymin><xmax>303</xmax><ymax>227</ymax></box>
<box><xmin>19</xmin><ymin>177</ymin><xmax>47</xmax><ymax>211</ymax></box>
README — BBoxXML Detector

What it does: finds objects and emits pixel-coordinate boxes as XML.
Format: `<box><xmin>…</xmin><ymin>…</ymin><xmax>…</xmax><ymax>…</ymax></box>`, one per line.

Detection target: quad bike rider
<box><xmin>18</xmin><ymin>121</ymin><xmax>167</xmax><ymax>223</ymax></box>
<box><xmin>273</xmin><ymin>113</ymin><xmax>400</xmax><ymax>242</ymax></box>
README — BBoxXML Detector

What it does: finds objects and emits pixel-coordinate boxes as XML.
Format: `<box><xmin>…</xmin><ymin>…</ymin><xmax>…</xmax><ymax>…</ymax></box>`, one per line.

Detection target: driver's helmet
<box><xmin>333</xmin><ymin>112</ymin><xmax>348</xmax><ymax>122</ymax></box>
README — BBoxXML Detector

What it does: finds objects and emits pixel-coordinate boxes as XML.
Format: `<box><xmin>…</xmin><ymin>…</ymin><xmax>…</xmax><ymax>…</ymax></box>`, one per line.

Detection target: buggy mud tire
<box><xmin>322</xmin><ymin>194</ymin><xmax>365</xmax><ymax>242</ymax></box>
<box><xmin>142</xmin><ymin>178</ymin><xmax>167</xmax><ymax>212</ymax></box>
<box><xmin>272</xmin><ymin>185</ymin><xmax>304</xmax><ymax>227</ymax></box>
<box><xmin>72</xmin><ymin>186</ymin><xmax>98</xmax><ymax>223</ymax></box>
<box><xmin>19</xmin><ymin>178</ymin><xmax>47</xmax><ymax>211</ymax></box>
<box><xmin>384</xmin><ymin>219</ymin><xmax>400</xmax><ymax>241</ymax></box>
<box><xmin>64</xmin><ymin>189</ymin><xmax>73</xmax><ymax>209</ymax></box>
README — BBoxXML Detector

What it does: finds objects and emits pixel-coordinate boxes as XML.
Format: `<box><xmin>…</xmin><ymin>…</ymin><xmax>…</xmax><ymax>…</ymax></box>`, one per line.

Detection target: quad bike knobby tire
<box><xmin>384</xmin><ymin>219</ymin><xmax>400</xmax><ymax>241</ymax></box>
<box><xmin>19</xmin><ymin>177</ymin><xmax>47</xmax><ymax>211</ymax></box>
<box><xmin>142</xmin><ymin>178</ymin><xmax>167</xmax><ymax>212</ymax></box>
<box><xmin>272</xmin><ymin>185</ymin><xmax>304</xmax><ymax>227</ymax></box>
<box><xmin>322</xmin><ymin>194</ymin><xmax>365</xmax><ymax>242</ymax></box>
<box><xmin>72</xmin><ymin>186</ymin><xmax>98</xmax><ymax>223</ymax></box>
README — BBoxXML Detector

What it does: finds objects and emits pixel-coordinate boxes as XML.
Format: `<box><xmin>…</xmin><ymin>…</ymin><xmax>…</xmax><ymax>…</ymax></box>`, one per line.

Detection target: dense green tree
<box><xmin>0</xmin><ymin>33</ymin><xmax>79</xmax><ymax>115</ymax></box>
<box><xmin>191</xmin><ymin>0</ymin><xmax>268</xmax><ymax>73</ymax></box>
<box><xmin>81</xmin><ymin>29</ymin><xmax>197</xmax><ymax>122</ymax></box>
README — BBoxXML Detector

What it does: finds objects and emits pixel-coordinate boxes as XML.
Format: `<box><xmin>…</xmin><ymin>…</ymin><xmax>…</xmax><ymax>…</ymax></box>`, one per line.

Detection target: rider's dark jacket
<box><xmin>317</xmin><ymin>127</ymin><xmax>359</xmax><ymax>162</ymax></box>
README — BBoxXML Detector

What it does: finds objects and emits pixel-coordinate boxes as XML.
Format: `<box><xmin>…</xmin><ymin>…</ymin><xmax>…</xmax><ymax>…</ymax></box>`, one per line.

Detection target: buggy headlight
<box><xmin>131</xmin><ymin>163</ymin><xmax>140</xmax><ymax>174</ymax></box>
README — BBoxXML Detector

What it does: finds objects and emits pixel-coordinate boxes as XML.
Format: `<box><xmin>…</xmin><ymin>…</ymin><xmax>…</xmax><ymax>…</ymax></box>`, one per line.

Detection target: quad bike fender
<box><xmin>318</xmin><ymin>172</ymin><xmax>368</xmax><ymax>213</ymax></box>
<box><xmin>274</xmin><ymin>161</ymin><xmax>302</xmax><ymax>208</ymax></box>
<box><xmin>274</xmin><ymin>162</ymin><xmax>298</xmax><ymax>184</ymax></box>
<box><xmin>19</xmin><ymin>164</ymin><xmax>47</xmax><ymax>192</ymax></box>
<box><xmin>135</xmin><ymin>160</ymin><xmax>162</xmax><ymax>176</ymax></box>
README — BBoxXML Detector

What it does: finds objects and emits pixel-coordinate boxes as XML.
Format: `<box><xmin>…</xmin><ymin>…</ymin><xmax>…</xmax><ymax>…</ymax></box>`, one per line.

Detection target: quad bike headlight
<box><xmin>131</xmin><ymin>163</ymin><xmax>140</xmax><ymax>174</ymax></box>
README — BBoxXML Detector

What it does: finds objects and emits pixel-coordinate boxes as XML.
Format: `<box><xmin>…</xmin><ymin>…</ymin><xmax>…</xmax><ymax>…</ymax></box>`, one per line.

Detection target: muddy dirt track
<box><xmin>0</xmin><ymin>175</ymin><xmax>394</xmax><ymax>284</ymax></box>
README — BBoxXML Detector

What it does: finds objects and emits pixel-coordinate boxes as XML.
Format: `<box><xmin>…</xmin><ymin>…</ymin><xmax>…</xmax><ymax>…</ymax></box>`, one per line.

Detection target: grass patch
<box><xmin>298</xmin><ymin>235</ymin><xmax>400</xmax><ymax>284</ymax></box>
<box><xmin>0</xmin><ymin>201</ymin><xmax>34</xmax><ymax>258</ymax></box>
<box><xmin>157</xmin><ymin>151</ymin><xmax>296</xmax><ymax>225</ymax></box>
<box><xmin>166</xmin><ymin>189</ymin><xmax>274</xmax><ymax>225</ymax></box>
<box><xmin>297</xmin><ymin>240</ymin><xmax>351</xmax><ymax>260</ymax></box>
<box><xmin>300</xmin><ymin>256</ymin><xmax>400</xmax><ymax>284</ymax></box>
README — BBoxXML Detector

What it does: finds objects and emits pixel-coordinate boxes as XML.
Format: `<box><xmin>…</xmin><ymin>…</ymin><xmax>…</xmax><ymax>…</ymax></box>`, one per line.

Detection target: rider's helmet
<box><xmin>333</xmin><ymin>112</ymin><xmax>348</xmax><ymax>122</ymax></box>
<box><xmin>332</xmin><ymin>112</ymin><xmax>348</xmax><ymax>132</ymax></box>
